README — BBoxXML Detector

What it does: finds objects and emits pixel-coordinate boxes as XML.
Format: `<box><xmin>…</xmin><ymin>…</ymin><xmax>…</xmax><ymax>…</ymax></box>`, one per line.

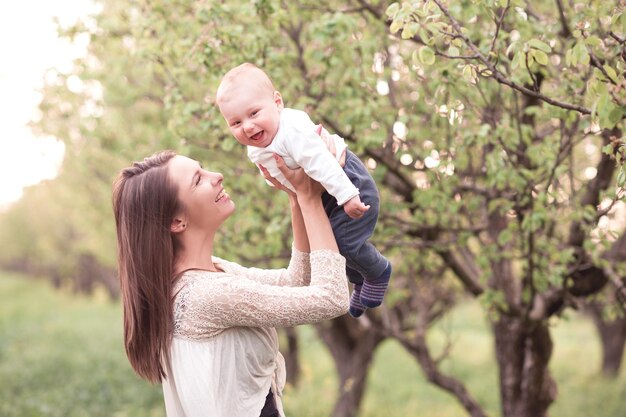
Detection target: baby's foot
<box><xmin>349</xmin><ymin>284</ymin><xmax>367</xmax><ymax>318</ymax></box>
<box><xmin>360</xmin><ymin>263</ymin><xmax>392</xmax><ymax>308</ymax></box>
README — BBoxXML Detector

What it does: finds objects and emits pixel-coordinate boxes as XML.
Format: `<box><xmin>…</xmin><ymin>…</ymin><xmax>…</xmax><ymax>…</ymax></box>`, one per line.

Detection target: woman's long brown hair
<box><xmin>112</xmin><ymin>150</ymin><xmax>181</xmax><ymax>383</ymax></box>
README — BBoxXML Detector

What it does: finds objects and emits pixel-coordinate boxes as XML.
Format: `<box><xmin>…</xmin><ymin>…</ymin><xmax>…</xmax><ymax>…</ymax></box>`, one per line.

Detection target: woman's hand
<box><xmin>259</xmin><ymin>155</ymin><xmax>325</xmax><ymax>201</ymax></box>
<box><xmin>258</xmin><ymin>163</ymin><xmax>295</xmax><ymax>197</ymax></box>
<box><xmin>317</xmin><ymin>124</ymin><xmax>346</xmax><ymax>167</ymax></box>
<box><xmin>271</xmin><ymin>152</ymin><xmax>337</xmax><ymax>252</ymax></box>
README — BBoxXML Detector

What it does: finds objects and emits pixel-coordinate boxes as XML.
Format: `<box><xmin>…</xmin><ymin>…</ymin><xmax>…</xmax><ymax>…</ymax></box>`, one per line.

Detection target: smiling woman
<box><xmin>0</xmin><ymin>0</ymin><xmax>96</xmax><ymax>209</ymax></box>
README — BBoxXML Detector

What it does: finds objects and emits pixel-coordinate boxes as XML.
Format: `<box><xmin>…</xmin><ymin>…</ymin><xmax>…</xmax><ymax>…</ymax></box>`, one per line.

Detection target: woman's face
<box><xmin>167</xmin><ymin>155</ymin><xmax>235</xmax><ymax>231</ymax></box>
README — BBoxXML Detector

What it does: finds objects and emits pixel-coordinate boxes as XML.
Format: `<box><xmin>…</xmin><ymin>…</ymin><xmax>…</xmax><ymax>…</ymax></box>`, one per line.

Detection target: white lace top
<box><xmin>162</xmin><ymin>248</ymin><xmax>349</xmax><ymax>417</ymax></box>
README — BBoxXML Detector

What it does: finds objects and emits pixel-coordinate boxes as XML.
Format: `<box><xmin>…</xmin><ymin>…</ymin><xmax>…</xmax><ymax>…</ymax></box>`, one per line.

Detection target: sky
<box><xmin>0</xmin><ymin>1</ymin><xmax>96</xmax><ymax>209</ymax></box>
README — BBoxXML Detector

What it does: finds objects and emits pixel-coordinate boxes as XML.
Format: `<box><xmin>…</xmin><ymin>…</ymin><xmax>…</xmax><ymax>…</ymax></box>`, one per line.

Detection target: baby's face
<box><xmin>218</xmin><ymin>83</ymin><xmax>283</xmax><ymax>148</ymax></box>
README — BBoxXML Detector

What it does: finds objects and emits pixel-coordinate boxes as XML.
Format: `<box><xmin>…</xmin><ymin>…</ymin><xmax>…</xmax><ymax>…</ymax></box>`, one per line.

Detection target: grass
<box><xmin>0</xmin><ymin>272</ymin><xmax>164</xmax><ymax>417</ymax></box>
<box><xmin>1</xmin><ymin>271</ymin><xmax>625</xmax><ymax>417</ymax></box>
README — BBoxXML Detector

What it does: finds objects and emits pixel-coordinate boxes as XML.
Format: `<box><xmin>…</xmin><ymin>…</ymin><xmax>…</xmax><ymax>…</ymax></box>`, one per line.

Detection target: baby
<box><xmin>216</xmin><ymin>63</ymin><xmax>391</xmax><ymax>317</ymax></box>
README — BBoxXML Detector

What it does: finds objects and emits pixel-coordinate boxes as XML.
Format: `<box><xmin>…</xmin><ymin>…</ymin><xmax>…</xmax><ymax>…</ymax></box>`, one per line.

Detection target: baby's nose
<box><xmin>243</xmin><ymin>121</ymin><xmax>255</xmax><ymax>132</ymax></box>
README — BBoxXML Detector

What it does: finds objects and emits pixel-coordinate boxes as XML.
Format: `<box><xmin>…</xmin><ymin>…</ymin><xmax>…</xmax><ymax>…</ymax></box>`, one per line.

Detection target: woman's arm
<box><xmin>181</xmin><ymin>253</ymin><xmax>349</xmax><ymax>330</ymax></box>
<box><xmin>274</xmin><ymin>153</ymin><xmax>339</xmax><ymax>253</ymax></box>
<box><xmin>257</xmin><ymin>163</ymin><xmax>310</xmax><ymax>254</ymax></box>
<box><xmin>288</xmin><ymin>193</ymin><xmax>310</xmax><ymax>253</ymax></box>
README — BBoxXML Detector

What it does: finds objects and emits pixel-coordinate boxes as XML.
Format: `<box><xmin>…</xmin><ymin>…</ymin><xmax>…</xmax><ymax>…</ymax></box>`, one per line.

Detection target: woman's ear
<box><xmin>170</xmin><ymin>217</ymin><xmax>187</xmax><ymax>233</ymax></box>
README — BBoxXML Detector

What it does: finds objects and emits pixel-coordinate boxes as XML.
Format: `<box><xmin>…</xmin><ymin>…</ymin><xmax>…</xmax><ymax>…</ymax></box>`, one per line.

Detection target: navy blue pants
<box><xmin>321</xmin><ymin>151</ymin><xmax>389</xmax><ymax>285</ymax></box>
<box><xmin>259</xmin><ymin>389</ymin><xmax>279</xmax><ymax>417</ymax></box>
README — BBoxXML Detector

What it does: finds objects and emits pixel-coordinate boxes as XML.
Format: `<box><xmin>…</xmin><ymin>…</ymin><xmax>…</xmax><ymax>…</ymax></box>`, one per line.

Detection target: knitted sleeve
<box><xmin>174</xmin><ymin>250</ymin><xmax>349</xmax><ymax>339</ymax></box>
<box><xmin>213</xmin><ymin>245</ymin><xmax>311</xmax><ymax>288</ymax></box>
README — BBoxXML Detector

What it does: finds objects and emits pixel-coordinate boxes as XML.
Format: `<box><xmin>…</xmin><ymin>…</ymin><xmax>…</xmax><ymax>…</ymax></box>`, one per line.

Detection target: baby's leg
<box><xmin>359</xmin><ymin>259</ymin><xmax>392</xmax><ymax>308</ymax></box>
<box><xmin>335</xmin><ymin>198</ymin><xmax>389</xmax><ymax>308</ymax></box>
<box><xmin>322</xmin><ymin>150</ymin><xmax>391</xmax><ymax>311</ymax></box>
<box><xmin>347</xmin><ymin>267</ymin><xmax>366</xmax><ymax>318</ymax></box>
<box><xmin>342</xmin><ymin>236</ymin><xmax>390</xmax><ymax>308</ymax></box>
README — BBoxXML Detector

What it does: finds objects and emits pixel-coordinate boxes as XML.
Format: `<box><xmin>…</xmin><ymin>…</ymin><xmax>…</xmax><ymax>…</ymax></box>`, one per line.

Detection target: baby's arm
<box><xmin>283</xmin><ymin>124</ymin><xmax>359</xmax><ymax>206</ymax></box>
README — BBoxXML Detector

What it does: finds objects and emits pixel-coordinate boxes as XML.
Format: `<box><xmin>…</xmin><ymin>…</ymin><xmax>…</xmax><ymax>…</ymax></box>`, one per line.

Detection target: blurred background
<box><xmin>1</xmin><ymin>1</ymin><xmax>625</xmax><ymax>416</ymax></box>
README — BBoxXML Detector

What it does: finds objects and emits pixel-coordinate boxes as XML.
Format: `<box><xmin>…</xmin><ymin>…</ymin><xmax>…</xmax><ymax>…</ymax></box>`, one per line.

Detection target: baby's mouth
<box><xmin>251</xmin><ymin>131</ymin><xmax>263</xmax><ymax>141</ymax></box>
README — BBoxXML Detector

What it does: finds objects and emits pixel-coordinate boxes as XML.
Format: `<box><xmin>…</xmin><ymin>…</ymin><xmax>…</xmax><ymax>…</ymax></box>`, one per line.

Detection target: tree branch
<box><xmin>431</xmin><ymin>0</ymin><xmax>592</xmax><ymax>115</ymax></box>
<box><xmin>437</xmin><ymin>248</ymin><xmax>485</xmax><ymax>296</ymax></box>
<box><xmin>555</xmin><ymin>0</ymin><xmax>572</xmax><ymax>38</ymax></box>
<box><xmin>354</xmin><ymin>0</ymin><xmax>383</xmax><ymax>20</ymax></box>
<box><xmin>373</xmin><ymin>306</ymin><xmax>489</xmax><ymax>417</ymax></box>
<box><xmin>489</xmin><ymin>2</ymin><xmax>511</xmax><ymax>56</ymax></box>
<box><xmin>568</xmin><ymin>127</ymin><xmax>620</xmax><ymax>247</ymax></box>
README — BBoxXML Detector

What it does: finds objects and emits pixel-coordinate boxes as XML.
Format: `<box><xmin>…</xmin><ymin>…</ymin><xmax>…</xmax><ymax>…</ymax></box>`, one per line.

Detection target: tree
<box><xmin>379</xmin><ymin>3</ymin><xmax>625</xmax><ymax>416</ymax></box>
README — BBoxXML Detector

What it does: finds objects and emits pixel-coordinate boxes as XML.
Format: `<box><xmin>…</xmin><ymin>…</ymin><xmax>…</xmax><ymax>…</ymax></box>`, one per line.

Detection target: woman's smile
<box><xmin>215</xmin><ymin>188</ymin><xmax>229</xmax><ymax>203</ymax></box>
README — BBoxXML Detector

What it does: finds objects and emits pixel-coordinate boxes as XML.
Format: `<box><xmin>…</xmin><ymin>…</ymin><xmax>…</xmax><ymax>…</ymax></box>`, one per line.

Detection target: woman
<box><xmin>112</xmin><ymin>149</ymin><xmax>349</xmax><ymax>417</ymax></box>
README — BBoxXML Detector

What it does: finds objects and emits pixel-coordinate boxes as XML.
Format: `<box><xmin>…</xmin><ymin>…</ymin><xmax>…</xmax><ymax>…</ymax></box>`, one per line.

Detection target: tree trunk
<box><xmin>282</xmin><ymin>327</ymin><xmax>301</xmax><ymax>386</ymax></box>
<box><xmin>315</xmin><ymin>315</ymin><xmax>385</xmax><ymax>417</ymax></box>
<box><xmin>587</xmin><ymin>301</ymin><xmax>626</xmax><ymax>377</ymax></box>
<box><xmin>494</xmin><ymin>317</ymin><xmax>557</xmax><ymax>417</ymax></box>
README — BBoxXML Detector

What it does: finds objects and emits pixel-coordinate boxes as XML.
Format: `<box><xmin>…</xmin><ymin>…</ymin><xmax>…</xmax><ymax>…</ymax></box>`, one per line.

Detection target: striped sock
<box><xmin>360</xmin><ymin>262</ymin><xmax>392</xmax><ymax>308</ymax></box>
<box><xmin>349</xmin><ymin>284</ymin><xmax>366</xmax><ymax>318</ymax></box>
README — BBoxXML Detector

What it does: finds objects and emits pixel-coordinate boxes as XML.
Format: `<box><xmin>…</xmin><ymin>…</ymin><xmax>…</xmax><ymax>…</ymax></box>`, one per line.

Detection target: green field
<box><xmin>1</xmin><ymin>272</ymin><xmax>624</xmax><ymax>417</ymax></box>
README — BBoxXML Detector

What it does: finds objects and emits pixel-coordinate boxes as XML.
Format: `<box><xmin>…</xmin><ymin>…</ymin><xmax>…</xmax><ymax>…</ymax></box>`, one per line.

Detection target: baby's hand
<box><xmin>343</xmin><ymin>195</ymin><xmax>370</xmax><ymax>219</ymax></box>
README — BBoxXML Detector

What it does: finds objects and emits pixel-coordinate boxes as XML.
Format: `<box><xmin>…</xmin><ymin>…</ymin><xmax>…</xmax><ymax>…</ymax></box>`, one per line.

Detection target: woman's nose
<box><xmin>210</xmin><ymin>172</ymin><xmax>224</xmax><ymax>184</ymax></box>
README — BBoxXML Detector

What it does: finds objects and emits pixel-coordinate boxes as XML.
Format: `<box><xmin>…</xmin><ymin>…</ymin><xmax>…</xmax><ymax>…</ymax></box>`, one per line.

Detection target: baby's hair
<box><xmin>216</xmin><ymin>63</ymin><xmax>276</xmax><ymax>103</ymax></box>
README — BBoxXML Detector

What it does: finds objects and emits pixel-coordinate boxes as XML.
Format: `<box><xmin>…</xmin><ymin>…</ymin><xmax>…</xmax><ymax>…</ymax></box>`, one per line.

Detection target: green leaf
<box><xmin>401</xmin><ymin>22</ymin><xmax>419</xmax><ymax>39</ymax></box>
<box><xmin>565</xmin><ymin>48</ymin><xmax>573</xmax><ymax>67</ymax></box>
<box><xmin>603</xmin><ymin>64</ymin><xmax>619</xmax><ymax>83</ymax></box>
<box><xmin>511</xmin><ymin>50</ymin><xmax>523</xmax><ymax>70</ymax></box>
<box><xmin>498</xmin><ymin>229</ymin><xmax>513</xmax><ymax>246</ymax></box>
<box><xmin>411</xmin><ymin>49</ymin><xmax>420</xmax><ymax>67</ymax></box>
<box><xmin>448</xmin><ymin>45</ymin><xmax>460</xmax><ymax>56</ymax></box>
<box><xmin>617</xmin><ymin>170</ymin><xmax>626</xmax><ymax>188</ymax></box>
<box><xmin>608</xmin><ymin>106</ymin><xmax>624</xmax><ymax>126</ymax></box>
<box><xmin>418</xmin><ymin>46</ymin><xmax>436</xmax><ymax>65</ymax></box>
<box><xmin>528</xmin><ymin>38</ymin><xmax>552</xmax><ymax>53</ymax></box>
<box><xmin>582</xmin><ymin>205</ymin><xmax>596</xmax><ymax>222</ymax></box>
<box><xmin>505</xmin><ymin>41</ymin><xmax>518</xmax><ymax>56</ymax></box>
<box><xmin>534</xmin><ymin>50</ymin><xmax>549</xmax><ymax>66</ymax></box>
<box><xmin>390</xmin><ymin>19</ymin><xmax>403</xmax><ymax>34</ymax></box>
<box><xmin>385</xmin><ymin>2</ymin><xmax>400</xmax><ymax>18</ymax></box>
<box><xmin>462</xmin><ymin>64</ymin><xmax>477</xmax><ymax>84</ymax></box>
<box><xmin>585</xmin><ymin>36</ymin><xmax>602</xmax><ymax>47</ymax></box>
<box><xmin>575</xmin><ymin>42</ymin><xmax>590</xmax><ymax>65</ymax></box>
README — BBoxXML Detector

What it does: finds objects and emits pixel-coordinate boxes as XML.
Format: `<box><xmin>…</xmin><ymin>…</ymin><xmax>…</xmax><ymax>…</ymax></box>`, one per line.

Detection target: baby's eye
<box><xmin>251</xmin><ymin>110</ymin><xmax>259</xmax><ymax>116</ymax></box>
